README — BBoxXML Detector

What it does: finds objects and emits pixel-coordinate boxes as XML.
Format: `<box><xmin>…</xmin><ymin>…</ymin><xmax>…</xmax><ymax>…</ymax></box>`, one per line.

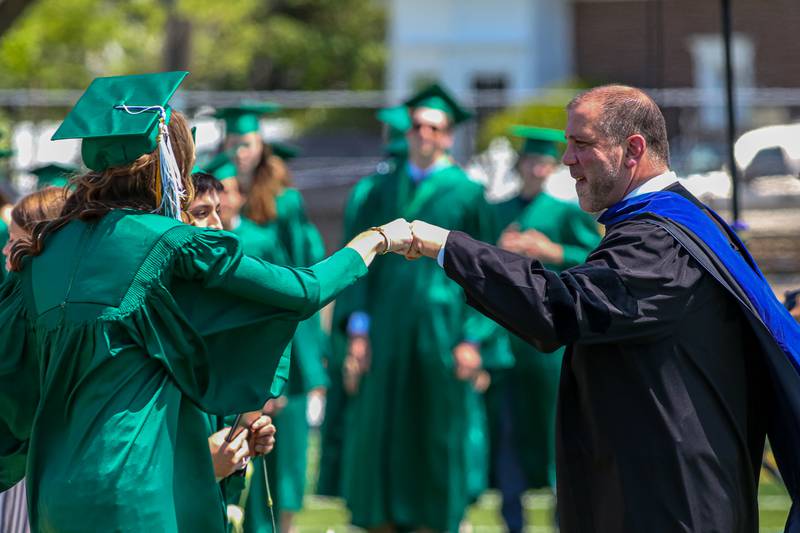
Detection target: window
<box><xmin>689</xmin><ymin>34</ymin><xmax>755</xmax><ymax>130</ymax></box>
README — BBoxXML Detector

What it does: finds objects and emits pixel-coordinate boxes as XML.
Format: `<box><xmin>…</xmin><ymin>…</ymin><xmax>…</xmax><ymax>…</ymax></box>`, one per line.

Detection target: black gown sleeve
<box><xmin>442</xmin><ymin>219</ymin><xmax>705</xmax><ymax>350</ymax></box>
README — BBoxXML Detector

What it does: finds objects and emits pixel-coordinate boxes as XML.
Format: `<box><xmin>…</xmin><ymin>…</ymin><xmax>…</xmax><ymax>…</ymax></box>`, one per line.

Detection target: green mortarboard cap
<box><xmin>51</xmin><ymin>71</ymin><xmax>189</xmax><ymax>172</ymax></box>
<box><xmin>510</xmin><ymin>125</ymin><xmax>565</xmax><ymax>159</ymax></box>
<box><xmin>270</xmin><ymin>142</ymin><xmax>301</xmax><ymax>161</ymax></box>
<box><xmin>204</xmin><ymin>151</ymin><xmax>237</xmax><ymax>180</ymax></box>
<box><xmin>214</xmin><ymin>102</ymin><xmax>281</xmax><ymax>136</ymax></box>
<box><xmin>404</xmin><ymin>83</ymin><xmax>473</xmax><ymax>126</ymax></box>
<box><xmin>30</xmin><ymin>162</ymin><xmax>78</xmax><ymax>187</ymax></box>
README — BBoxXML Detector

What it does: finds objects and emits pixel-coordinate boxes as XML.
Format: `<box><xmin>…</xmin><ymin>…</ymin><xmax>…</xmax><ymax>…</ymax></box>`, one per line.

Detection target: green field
<box><xmin>288</xmin><ymin>431</ymin><xmax>791</xmax><ymax>532</ymax></box>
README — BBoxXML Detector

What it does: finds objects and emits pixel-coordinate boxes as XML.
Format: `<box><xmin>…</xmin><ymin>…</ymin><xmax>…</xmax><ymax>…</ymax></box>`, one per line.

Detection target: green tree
<box><xmin>0</xmin><ymin>0</ymin><xmax>164</xmax><ymax>89</ymax></box>
<box><xmin>182</xmin><ymin>0</ymin><xmax>385</xmax><ymax>90</ymax></box>
<box><xmin>0</xmin><ymin>0</ymin><xmax>386</xmax><ymax>91</ymax></box>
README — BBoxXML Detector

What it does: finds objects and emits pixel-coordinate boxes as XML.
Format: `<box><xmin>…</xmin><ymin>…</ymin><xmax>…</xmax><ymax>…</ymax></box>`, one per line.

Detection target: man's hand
<box><xmin>499</xmin><ymin>227</ymin><xmax>564</xmax><ymax>265</ymax></box>
<box><xmin>208</xmin><ymin>426</ymin><xmax>251</xmax><ymax>481</ymax></box>
<box><xmin>406</xmin><ymin>220</ymin><xmax>451</xmax><ymax>260</ymax></box>
<box><xmin>453</xmin><ymin>342</ymin><xmax>482</xmax><ymax>381</ymax></box>
<box><xmin>248</xmin><ymin>414</ymin><xmax>276</xmax><ymax>456</ymax></box>
<box><xmin>344</xmin><ymin>334</ymin><xmax>371</xmax><ymax>394</ymax></box>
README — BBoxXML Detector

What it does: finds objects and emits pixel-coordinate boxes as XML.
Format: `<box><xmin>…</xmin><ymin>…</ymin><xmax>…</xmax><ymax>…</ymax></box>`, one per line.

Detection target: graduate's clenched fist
<box><xmin>346</xmin><ymin>218</ymin><xmax>412</xmax><ymax>265</ymax></box>
<box><xmin>406</xmin><ymin>220</ymin><xmax>450</xmax><ymax>260</ymax></box>
<box><xmin>379</xmin><ymin>218</ymin><xmax>414</xmax><ymax>254</ymax></box>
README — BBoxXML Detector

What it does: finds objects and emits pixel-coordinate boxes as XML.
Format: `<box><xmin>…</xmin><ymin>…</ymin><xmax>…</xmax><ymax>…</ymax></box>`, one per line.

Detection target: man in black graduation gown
<box><xmin>400</xmin><ymin>85</ymin><xmax>800</xmax><ymax>533</ymax></box>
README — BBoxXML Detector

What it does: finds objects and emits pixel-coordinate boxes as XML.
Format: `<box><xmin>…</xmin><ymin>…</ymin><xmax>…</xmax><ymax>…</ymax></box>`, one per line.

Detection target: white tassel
<box><xmin>114</xmin><ymin>104</ymin><xmax>186</xmax><ymax>220</ymax></box>
<box><xmin>156</xmin><ymin>118</ymin><xmax>186</xmax><ymax>220</ymax></box>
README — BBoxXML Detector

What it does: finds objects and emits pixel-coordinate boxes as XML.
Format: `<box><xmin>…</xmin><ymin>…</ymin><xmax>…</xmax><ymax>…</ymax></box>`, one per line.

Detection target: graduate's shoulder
<box><xmin>95</xmin><ymin>211</ymin><xmax>247</xmax><ymax>266</ymax></box>
<box><xmin>116</xmin><ymin>209</ymin><xmax>187</xmax><ymax>231</ymax></box>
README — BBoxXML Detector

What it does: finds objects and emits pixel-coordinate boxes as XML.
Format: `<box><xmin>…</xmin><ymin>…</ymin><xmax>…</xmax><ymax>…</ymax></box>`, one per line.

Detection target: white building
<box><xmin>386</xmin><ymin>0</ymin><xmax>575</xmax><ymax>104</ymax></box>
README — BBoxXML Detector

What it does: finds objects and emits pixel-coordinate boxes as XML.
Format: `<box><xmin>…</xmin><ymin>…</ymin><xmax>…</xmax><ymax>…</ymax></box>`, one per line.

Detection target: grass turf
<box><xmin>289</xmin><ymin>431</ymin><xmax>790</xmax><ymax>532</ymax></box>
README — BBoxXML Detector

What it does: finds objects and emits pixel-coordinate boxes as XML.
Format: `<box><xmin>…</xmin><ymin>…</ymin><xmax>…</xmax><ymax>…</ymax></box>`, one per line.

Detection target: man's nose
<box><xmin>562</xmin><ymin>144</ymin><xmax>576</xmax><ymax>165</ymax></box>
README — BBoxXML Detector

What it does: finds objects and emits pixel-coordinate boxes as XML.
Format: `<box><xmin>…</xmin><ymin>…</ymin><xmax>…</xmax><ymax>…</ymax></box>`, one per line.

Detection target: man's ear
<box><xmin>625</xmin><ymin>134</ymin><xmax>646</xmax><ymax>168</ymax></box>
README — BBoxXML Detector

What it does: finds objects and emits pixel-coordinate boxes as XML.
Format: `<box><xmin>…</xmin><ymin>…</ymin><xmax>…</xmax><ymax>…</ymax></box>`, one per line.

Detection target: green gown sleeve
<box><xmin>177</xmin><ymin>232</ymin><xmax>366</xmax><ymax>314</ymax></box>
<box><xmin>0</xmin><ymin>274</ymin><xmax>37</xmax><ymax>490</ymax></box>
<box><xmin>156</xmin><ymin>229</ymin><xmax>367</xmax><ymax>415</ymax></box>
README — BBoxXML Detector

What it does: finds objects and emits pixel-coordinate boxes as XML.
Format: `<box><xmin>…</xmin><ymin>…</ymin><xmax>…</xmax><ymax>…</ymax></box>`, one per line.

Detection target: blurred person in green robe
<box><xmin>338</xmin><ymin>83</ymin><xmax>499</xmax><ymax>533</ymax></box>
<box><xmin>214</xmin><ymin>106</ymin><xmax>330</xmax><ymax>533</ymax></box>
<box><xmin>486</xmin><ymin>126</ymin><xmax>602</xmax><ymax>533</ymax></box>
<box><xmin>0</xmin><ymin>71</ymin><xmax>413</xmax><ymax>533</ymax></box>
<box><xmin>317</xmin><ymin>104</ymin><xmax>411</xmax><ymax>499</ymax></box>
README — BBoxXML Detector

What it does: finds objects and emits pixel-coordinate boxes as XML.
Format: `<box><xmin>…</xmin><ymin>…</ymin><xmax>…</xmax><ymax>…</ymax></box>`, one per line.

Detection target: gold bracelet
<box><xmin>369</xmin><ymin>226</ymin><xmax>391</xmax><ymax>255</ymax></box>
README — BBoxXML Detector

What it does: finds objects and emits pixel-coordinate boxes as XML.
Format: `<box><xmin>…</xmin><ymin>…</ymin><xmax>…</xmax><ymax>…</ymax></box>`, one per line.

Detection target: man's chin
<box><xmin>577</xmin><ymin>192</ymin><xmax>601</xmax><ymax>214</ymax></box>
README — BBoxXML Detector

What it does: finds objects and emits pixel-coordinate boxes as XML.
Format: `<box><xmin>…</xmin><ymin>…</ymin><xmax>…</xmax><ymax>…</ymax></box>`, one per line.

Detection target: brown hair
<box><xmin>568</xmin><ymin>85</ymin><xmax>670</xmax><ymax>166</ymax></box>
<box><xmin>243</xmin><ymin>144</ymin><xmax>293</xmax><ymax>224</ymax></box>
<box><xmin>10</xmin><ymin>111</ymin><xmax>195</xmax><ymax>271</ymax></box>
<box><xmin>11</xmin><ymin>187</ymin><xmax>68</xmax><ymax>234</ymax></box>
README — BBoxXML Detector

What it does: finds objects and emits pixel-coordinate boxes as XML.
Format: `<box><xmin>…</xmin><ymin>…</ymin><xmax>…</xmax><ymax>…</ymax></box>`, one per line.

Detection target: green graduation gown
<box><xmin>340</xmin><ymin>162</ymin><xmax>497</xmax><ymax>532</ymax></box>
<box><xmin>487</xmin><ymin>192</ymin><xmax>601</xmax><ymax>489</ymax></box>
<box><xmin>0</xmin><ymin>209</ymin><xmax>366</xmax><ymax>533</ymax></box>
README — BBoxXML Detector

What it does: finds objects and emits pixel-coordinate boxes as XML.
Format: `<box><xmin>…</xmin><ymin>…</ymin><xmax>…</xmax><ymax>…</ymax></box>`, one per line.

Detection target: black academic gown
<box><xmin>441</xmin><ymin>184</ymin><xmax>768</xmax><ymax>533</ymax></box>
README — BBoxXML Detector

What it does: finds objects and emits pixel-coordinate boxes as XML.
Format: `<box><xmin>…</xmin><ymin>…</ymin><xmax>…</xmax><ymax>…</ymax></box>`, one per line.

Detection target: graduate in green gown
<box><xmin>338</xmin><ymin>83</ymin><xmax>498</xmax><ymax>533</ymax></box>
<box><xmin>486</xmin><ymin>126</ymin><xmax>602</xmax><ymax>533</ymax></box>
<box><xmin>317</xmin><ymin>103</ymin><xmax>411</xmax><ymax>499</ymax></box>
<box><xmin>0</xmin><ymin>71</ymin><xmax>412</xmax><ymax>533</ymax></box>
<box><xmin>215</xmin><ymin>105</ymin><xmax>329</xmax><ymax>533</ymax></box>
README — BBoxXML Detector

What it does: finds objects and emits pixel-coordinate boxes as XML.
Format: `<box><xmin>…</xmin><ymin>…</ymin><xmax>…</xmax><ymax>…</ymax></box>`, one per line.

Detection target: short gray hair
<box><xmin>568</xmin><ymin>85</ymin><xmax>670</xmax><ymax>165</ymax></box>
